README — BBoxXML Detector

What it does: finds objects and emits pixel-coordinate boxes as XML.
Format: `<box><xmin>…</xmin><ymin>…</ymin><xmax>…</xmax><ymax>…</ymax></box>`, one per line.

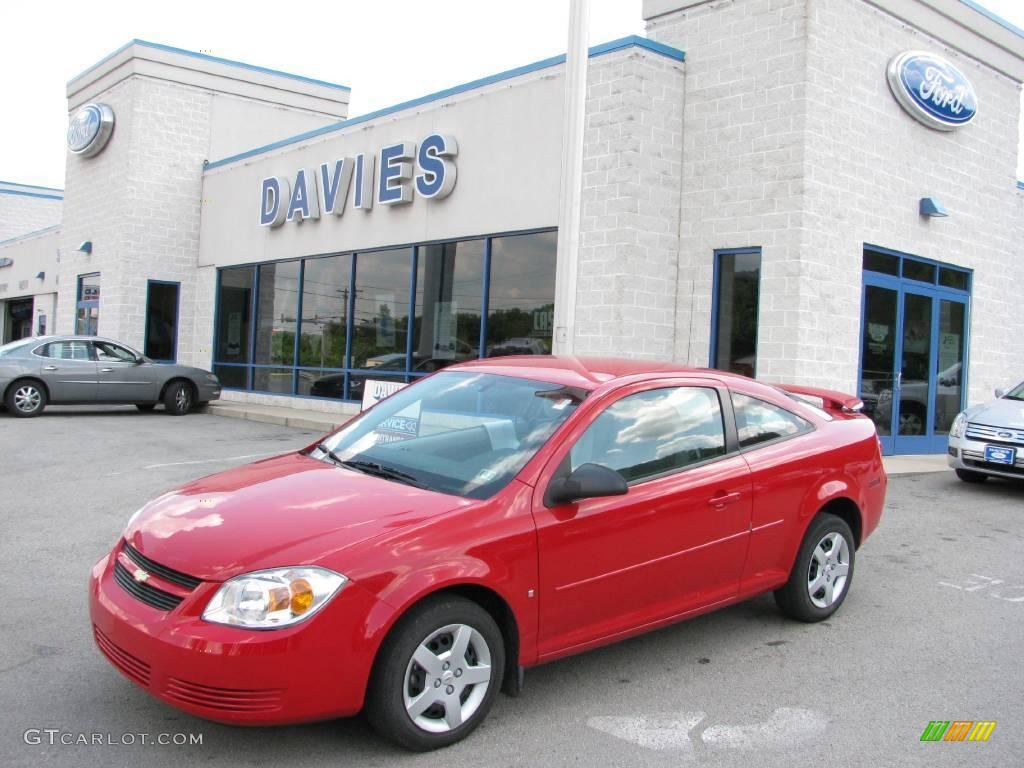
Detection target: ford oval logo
<box><xmin>67</xmin><ymin>102</ymin><xmax>115</xmax><ymax>157</ymax></box>
<box><xmin>886</xmin><ymin>51</ymin><xmax>977</xmax><ymax>131</ymax></box>
<box><xmin>998</xmin><ymin>431</ymin><xmax>1013</xmax><ymax>439</ymax></box>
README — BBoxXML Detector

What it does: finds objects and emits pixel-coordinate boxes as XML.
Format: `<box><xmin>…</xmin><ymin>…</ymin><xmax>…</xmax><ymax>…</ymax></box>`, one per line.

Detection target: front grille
<box><xmin>962</xmin><ymin>449</ymin><xmax>1024</xmax><ymax>476</ymax></box>
<box><xmin>113</xmin><ymin>560</ymin><xmax>184</xmax><ymax>611</ymax></box>
<box><xmin>94</xmin><ymin>625</ymin><xmax>151</xmax><ymax>687</ymax></box>
<box><xmin>122</xmin><ymin>541</ymin><xmax>202</xmax><ymax>590</ymax></box>
<box><xmin>164</xmin><ymin>678</ymin><xmax>284</xmax><ymax>713</ymax></box>
<box><xmin>965</xmin><ymin>422</ymin><xmax>1024</xmax><ymax>447</ymax></box>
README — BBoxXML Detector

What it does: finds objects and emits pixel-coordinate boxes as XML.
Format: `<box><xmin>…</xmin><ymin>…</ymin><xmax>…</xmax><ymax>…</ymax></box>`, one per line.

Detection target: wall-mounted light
<box><xmin>77</xmin><ymin>240</ymin><xmax>93</xmax><ymax>254</ymax></box>
<box><xmin>919</xmin><ymin>197</ymin><xmax>949</xmax><ymax>217</ymax></box>
<box><xmin>36</xmin><ymin>271</ymin><xmax>45</xmax><ymax>280</ymax></box>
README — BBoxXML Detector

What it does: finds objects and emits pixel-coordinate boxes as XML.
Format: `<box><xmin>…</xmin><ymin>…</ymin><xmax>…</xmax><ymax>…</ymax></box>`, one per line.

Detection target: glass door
<box><xmin>860</xmin><ymin>275</ymin><xmax>969</xmax><ymax>454</ymax></box>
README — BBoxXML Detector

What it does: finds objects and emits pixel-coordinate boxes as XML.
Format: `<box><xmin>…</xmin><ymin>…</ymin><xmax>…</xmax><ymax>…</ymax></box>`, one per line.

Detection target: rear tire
<box><xmin>163</xmin><ymin>381</ymin><xmax>193</xmax><ymax>416</ymax></box>
<box><xmin>136</xmin><ymin>404</ymin><xmax>156</xmax><ymax>412</ymax></box>
<box><xmin>5</xmin><ymin>379</ymin><xmax>47</xmax><ymax>418</ymax></box>
<box><xmin>775</xmin><ymin>513</ymin><xmax>856</xmax><ymax>623</ymax></box>
<box><xmin>955</xmin><ymin>468</ymin><xmax>988</xmax><ymax>484</ymax></box>
<box><xmin>365</xmin><ymin>596</ymin><xmax>505</xmax><ymax>751</ymax></box>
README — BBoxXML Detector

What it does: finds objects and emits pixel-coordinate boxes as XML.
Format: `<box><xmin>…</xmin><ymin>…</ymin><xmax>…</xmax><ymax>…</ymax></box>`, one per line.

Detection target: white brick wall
<box><xmin>0</xmin><ymin>193</ymin><xmax>62</xmax><ymax>242</ymax></box>
<box><xmin>574</xmin><ymin>48</ymin><xmax>686</xmax><ymax>358</ymax></box>
<box><xmin>647</xmin><ymin>0</ymin><xmax>1023</xmax><ymax>406</ymax></box>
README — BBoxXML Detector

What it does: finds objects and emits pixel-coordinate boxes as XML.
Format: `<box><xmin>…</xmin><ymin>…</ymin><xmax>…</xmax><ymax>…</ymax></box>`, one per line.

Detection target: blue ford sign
<box><xmin>886</xmin><ymin>51</ymin><xmax>977</xmax><ymax>131</ymax></box>
<box><xmin>67</xmin><ymin>103</ymin><xmax>115</xmax><ymax>157</ymax></box>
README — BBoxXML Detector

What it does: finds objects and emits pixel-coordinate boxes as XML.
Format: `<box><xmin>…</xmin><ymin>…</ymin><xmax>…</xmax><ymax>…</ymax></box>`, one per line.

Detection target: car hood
<box><xmin>123</xmin><ymin>452</ymin><xmax>471</xmax><ymax>581</ymax></box>
<box><xmin>965</xmin><ymin>397</ymin><xmax>1024</xmax><ymax>429</ymax></box>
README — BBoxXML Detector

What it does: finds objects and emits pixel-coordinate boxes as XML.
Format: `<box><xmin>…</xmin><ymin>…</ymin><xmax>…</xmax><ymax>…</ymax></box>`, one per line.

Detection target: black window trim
<box><xmin>730</xmin><ymin>390</ymin><xmax>816</xmax><ymax>454</ymax></box>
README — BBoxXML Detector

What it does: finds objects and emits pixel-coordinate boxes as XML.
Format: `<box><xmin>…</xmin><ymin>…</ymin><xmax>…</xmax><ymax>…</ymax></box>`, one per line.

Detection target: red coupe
<box><xmin>89</xmin><ymin>357</ymin><xmax>886</xmax><ymax>750</ymax></box>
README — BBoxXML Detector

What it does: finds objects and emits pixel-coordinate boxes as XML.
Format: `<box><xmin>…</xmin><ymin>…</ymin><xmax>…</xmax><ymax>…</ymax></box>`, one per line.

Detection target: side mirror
<box><xmin>995</xmin><ymin>388</ymin><xmax>1006</xmax><ymax>399</ymax></box>
<box><xmin>546</xmin><ymin>463</ymin><xmax>628</xmax><ymax>506</ymax></box>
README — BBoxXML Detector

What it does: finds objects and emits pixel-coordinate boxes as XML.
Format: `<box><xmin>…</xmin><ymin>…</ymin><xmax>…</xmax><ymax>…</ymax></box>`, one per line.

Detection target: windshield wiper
<box><xmin>338</xmin><ymin>459</ymin><xmax>430</xmax><ymax>490</ymax></box>
<box><xmin>316</xmin><ymin>442</ymin><xmax>345</xmax><ymax>467</ymax></box>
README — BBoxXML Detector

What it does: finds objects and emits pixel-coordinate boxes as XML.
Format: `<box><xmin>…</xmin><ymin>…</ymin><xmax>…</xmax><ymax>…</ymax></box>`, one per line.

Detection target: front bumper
<box><xmin>196</xmin><ymin>382</ymin><xmax>221</xmax><ymax>402</ymax></box>
<box><xmin>88</xmin><ymin>548</ymin><xmax>381</xmax><ymax>725</ymax></box>
<box><xmin>948</xmin><ymin>436</ymin><xmax>1024</xmax><ymax>481</ymax></box>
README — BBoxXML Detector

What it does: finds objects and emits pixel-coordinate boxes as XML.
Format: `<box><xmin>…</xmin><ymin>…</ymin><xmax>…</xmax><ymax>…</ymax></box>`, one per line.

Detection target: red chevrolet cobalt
<box><xmin>90</xmin><ymin>357</ymin><xmax>886</xmax><ymax>750</ymax></box>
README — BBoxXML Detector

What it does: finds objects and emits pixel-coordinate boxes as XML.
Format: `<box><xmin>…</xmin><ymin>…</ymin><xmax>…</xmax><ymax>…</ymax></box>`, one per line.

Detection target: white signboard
<box><xmin>360</xmin><ymin>379</ymin><xmax>407</xmax><ymax>411</ymax></box>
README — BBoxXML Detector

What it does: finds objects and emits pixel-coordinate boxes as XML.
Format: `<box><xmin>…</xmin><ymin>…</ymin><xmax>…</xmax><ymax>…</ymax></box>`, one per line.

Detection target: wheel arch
<box><xmin>816</xmin><ymin>495</ymin><xmax>863</xmax><ymax>548</ymax></box>
<box><xmin>159</xmin><ymin>376</ymin><xmax>197</xmax><ymax>402</ymax></box>
<box><xmin>5</xmin><ymin>376</ymin><xmax>51</xmax><ymax>402</ymax></box>
<box><xmin>368</xmin><ymin>581</ymin><xmax>522</xmax><ymax>698</ymax></box>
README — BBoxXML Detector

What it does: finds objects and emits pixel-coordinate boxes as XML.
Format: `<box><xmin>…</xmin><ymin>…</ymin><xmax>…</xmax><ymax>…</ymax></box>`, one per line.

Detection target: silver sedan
<box><xmin>0</xmin><ymin>335</ymin><xmax>221</xmax><ymax>418</ymax></box>
<box><xmin>948</xmin><ymin>380</ymin><xmax>1024</xmax><ymax>482</ymax></box>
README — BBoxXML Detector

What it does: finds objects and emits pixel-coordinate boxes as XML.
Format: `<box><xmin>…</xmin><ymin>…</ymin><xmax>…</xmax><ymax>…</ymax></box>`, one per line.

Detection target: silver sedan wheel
<box><xmin>403</xmin><ymin>623</ymin><xmax>492</xmax><ymax>734</ymax></box>
<box><xmin>175</xmin><ymin>386</ymin><xmax>191</xmax><ymax>411</ymax></box>
<box><xmin>13</xmin><ymin>385</ymin><xmax>42</xmax><ymax>414</ymax></box>
<box><xmin>807</xmin><ymin>532</ymin><xmax>850</xmax><ymax>609</ymax></box>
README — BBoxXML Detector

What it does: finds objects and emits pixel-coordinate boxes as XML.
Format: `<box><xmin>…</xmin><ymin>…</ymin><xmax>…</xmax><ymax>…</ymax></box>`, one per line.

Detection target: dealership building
<box><xmin>1</xmin><ymin>0</ymin><xmax>1022</xmax><ymax>454</ymax></box>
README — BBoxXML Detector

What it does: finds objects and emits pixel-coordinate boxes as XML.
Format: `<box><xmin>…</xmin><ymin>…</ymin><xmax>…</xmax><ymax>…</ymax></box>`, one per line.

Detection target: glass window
<box><xmin>862</xmin><ymin>250</ymin><xmax>899</xmax><ymax>276</ymax></box>
<box><xmin>215</xmin><ymin>267</ymin><xmax>255</xmax><ymax>364</ymax></box>
<box><xmin>413</xmin><ymin>240</ymin><xmax>483</xmax><ymax>370</ymax></box>
<box><xmin>213</xmin><ymin>364</ymin><xmax>248</xmax><ymax>389</ymax></box>
<box><xmin>934</xmin><ymin>300</ymin><xmax>967</xmax><ymax>435</ymax></box>
<box><xmin>571</xmin><ymin>387</ymin><xmax>726</xmax><ymax>482</ymax></box>
<box><xmin>713</xmin><ymin>250</ymin><xmax>761</xmax><ymax>377</ymax></box>
<box><xmin>733</xmin><ymin>393</ymin><xmax>811</xmax><ymax>448</ymax></box>
<box><xmin>938</xmin><ymin>268</ymin><xmax>969</xmax><ymax>291</ymax></box>
<box><xmin>95</xmin><ymin>341</ymin><xmax>137</xmax><ymax>363</ymax></box>
<box><xmin>319</xmin><ymin>371</ymin><xmax>582</xmax><ymax>500</ymax></box>
<box><xmin>76</xmin><ymin>273</ymin><xmax>100</xmax><ymax>336</ymax></box>
<box><xmin>144</xmin><ymin>282</ymin><xmax>179</xmax><ymax>361</ymax></box>
<box><xmin>254</xmin><ymin>261</ymin><xmax>300</xmax><ymax>368</ymax></box>
<box><xmin>298</xmin><ymin>254</ymin><xmax>351</xmax><ymax>398</ymax></box>
<box><xmin>350</xmin><ymin>248</ymin><xmax>413</xmax><ymax>370</ymax></box>
<box><xmin>902</xmin><ymin>260</ymin><xmax>936</xmax><ymax>283</ymax></box>
<box><xmin>254</xmin><ymin>367</ymin><xmax>295</xmax><ymax>395</ymax></box>
<box><xmin>486</xmin><ymin>232</ymin><xmax>556</xmax><ymax>357</ymax></box>
<box><xmin>42</xmin><ymin>341</ymin><xmax>92</xmax><ymax>360</ymax></box>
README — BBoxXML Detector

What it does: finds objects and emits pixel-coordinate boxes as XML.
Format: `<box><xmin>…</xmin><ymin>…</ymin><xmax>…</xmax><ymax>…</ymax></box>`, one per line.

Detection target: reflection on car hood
<box><xmin>965</xmin><ymin>398</ymin><xmax>1024</xmax><ymax>429</ymax></box>
<box><xmin>123</xmin><ymin>452</ymin><xmax>471</xmax><ymax>581</ymax></box>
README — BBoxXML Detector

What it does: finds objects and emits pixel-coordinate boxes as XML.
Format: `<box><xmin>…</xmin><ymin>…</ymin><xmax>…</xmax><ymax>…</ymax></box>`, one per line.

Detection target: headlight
<box><xmin>205</xmin><ymin>373</ymin><xmax>219</xmax><ymax>383</ymax></box>
<box><xmin>203</xmin><ymin>567</ymin><xmax>347</xmax><ymax>629</ymax></box>
<box><xmin>949</xmin><ymin>412</ymin><xmax>968</xmax><ymax>439</ymax></box>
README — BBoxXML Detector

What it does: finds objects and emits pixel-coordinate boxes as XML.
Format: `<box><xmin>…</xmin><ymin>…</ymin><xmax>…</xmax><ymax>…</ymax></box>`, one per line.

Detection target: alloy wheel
<box><xmin>175</xmin><ymin>386</ymin><xmax>191</xmax><ymax>411</ymax></box>
<box><xmin>403</xmin><ymin>623</ymin><xmax>492</xmax><ymax>733</ymax></box>
<box><xmin>14</xmin><ymin>385</ymin><xmax>41</xmax><ymax>414</ymax></box>
<box><xmin>806</xmin><ymin>531</ymin><xmax>850</xmax><ymax>609</ymax></box>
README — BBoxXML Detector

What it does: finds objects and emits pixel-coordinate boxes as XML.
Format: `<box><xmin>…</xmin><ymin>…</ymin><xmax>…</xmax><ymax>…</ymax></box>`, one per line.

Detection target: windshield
<box><xmin>0</xmin><ymin>339</ymin><xmax>34</xmax><ymax>358</ymax></box>
<box><xmin>1003</xmin><ymin>381</ymin><xmax>1024</xmax><ymax>401</ymax></box>
<box><xmin>317</xmin><ymin>372</ymin><xmax>586</xmax><ymax>499</ymax></box>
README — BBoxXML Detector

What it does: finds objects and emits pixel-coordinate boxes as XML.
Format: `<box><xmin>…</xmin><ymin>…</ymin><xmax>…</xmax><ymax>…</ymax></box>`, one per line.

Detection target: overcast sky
<box><xmin>2</xmin><ymin>0</ymin><xmax>1021</xmax><ymax>190</ymax></box>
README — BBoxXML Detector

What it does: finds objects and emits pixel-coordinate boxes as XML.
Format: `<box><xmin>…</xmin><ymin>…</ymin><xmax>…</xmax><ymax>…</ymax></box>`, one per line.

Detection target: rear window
<box><xmin>0</xmin><ymin>340</ymin><xmax>34</xmax><ymax>358</ymax></box>
<box><xmin>733</xmin><ymin>393</ymin><xmax>813</xmax><ymax>448</ymax></box>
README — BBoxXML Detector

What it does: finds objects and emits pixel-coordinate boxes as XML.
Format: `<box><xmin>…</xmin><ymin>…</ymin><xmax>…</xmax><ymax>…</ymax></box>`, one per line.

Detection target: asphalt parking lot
<box><xmin>2</xmin><ymin>406</ymin><xmax>1022</xmax><ymax>767</ymax></box>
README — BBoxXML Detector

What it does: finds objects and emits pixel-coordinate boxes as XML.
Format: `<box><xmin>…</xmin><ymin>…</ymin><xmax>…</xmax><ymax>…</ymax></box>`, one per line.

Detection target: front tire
<box><xmin>163</xmin><ymin>381</ymin><xmax>193</xmax><ymax>416</ymax></box>
<box><xmin>955</xmin><ymin>468</ymin><xmax>988</xmax><ymax>484</ymax></box>
<box><xmin>5</xmin><ymin>380</ymin><xmax>47</xmax><ymax>418</ymax></box>
<box><xmin>365</xmin><ymin>596</ymin><xmax>505</xmax><ymax>751</ymax></box>
<box><xmin>775</xmin><ymin>513</ymin><xmax>855</xmax><ymax>622</ymax></box>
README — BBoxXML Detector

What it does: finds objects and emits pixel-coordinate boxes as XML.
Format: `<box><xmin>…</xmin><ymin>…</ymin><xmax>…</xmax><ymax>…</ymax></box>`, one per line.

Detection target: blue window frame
<box><xmin>710</xmin><ymin>247</ymin><xmax>761</xmax><ymax>378</ymax></box>
<box><xmin>213</xmin><ymin>228</ymin><xmax>557</xmax><ymax>402</ymax></box>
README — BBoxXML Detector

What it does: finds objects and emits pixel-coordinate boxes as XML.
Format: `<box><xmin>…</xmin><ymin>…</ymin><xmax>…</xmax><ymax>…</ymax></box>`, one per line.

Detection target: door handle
<box><xmin>100</xmin><ymin>367</ymin><xmax>114</xmax><ymax>372</ymax></box>
<box><xmin>708</xmin><ymin>491</ymin><xmax>742</xmax><ymax>509</ymax></box>
<box><xmin>43</xmin><ymin>365</ymin><xmax>58</xmax><ymax>371</ymax></box>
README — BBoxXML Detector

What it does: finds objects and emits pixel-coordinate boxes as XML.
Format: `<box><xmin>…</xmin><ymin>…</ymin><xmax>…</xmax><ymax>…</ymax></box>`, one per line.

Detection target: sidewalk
<box><xmin>207</xmin><ymin>401</ymin><xmax>952</xmax><ymax>476</ymax></box>
<box><xmin>207</xmin><ymin>400</ymin><xmax>352</xmax><ymax>433</ymax></box>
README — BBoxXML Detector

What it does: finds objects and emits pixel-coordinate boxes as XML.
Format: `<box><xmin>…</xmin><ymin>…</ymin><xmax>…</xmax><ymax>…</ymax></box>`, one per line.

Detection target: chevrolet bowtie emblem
<box><xmin>133</xmin><ymin>568</ymin><xmax>150</xmax><ymax>583</ymax></box>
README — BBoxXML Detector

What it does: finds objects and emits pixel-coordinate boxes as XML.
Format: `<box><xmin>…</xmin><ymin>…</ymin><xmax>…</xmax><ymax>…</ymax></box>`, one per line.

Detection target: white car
<box><xmin>948</xmin><ymin>380</ymin><xmax>1024</xmax><ymax>482</ymax></box>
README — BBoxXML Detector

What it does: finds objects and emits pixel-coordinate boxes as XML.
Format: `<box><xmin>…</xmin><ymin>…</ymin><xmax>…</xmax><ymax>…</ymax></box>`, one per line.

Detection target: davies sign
<box><xmin>259</xmin><ymin>134</ymin><xmax>458</xmax><ymax>227</ymax></box>
<box><xmin>886</xmin><ymin>51</ymin><xmax>977</xmax><ymax>131</ymax></box>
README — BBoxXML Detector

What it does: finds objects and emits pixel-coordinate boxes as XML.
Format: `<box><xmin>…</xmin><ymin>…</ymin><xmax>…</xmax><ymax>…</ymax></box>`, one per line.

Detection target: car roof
<box><xmin>450</xmin><ymin>355</ymin><xmax>754</xmax><ymax>391</ymax></box>
<box><xmin>26</xmin><ymin>335</ymin><xmax>129</xmax><ymax>345</ymax></box>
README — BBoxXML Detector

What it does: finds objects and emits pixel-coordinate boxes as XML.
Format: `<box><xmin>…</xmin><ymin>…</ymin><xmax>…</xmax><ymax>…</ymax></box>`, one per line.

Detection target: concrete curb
<box><xmin>207</xmin><ymin>402</ymin><xmax>349</xmax><ymax>433</ymax></box>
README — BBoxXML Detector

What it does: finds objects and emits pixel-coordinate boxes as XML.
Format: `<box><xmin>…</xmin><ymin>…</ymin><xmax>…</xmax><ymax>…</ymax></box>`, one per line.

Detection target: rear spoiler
<box><xmin>776</xmin><ymin>384</ymin><xmax>864</xmax><ymax>414</ymax></box>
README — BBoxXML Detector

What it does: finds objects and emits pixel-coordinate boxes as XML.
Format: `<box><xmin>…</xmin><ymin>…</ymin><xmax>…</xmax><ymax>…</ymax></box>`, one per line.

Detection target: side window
<box><xmin>732</xmin><ymin>392</ymin><xmax>812</xmax><ymax>448</ymax></box>
<box><xmin>95</xmin><ymin>342</ymin><xmax>137</xmax><ymax>363</ymax></box>
<box><xmin>571</xmin><ymin>387</ymin><xmax>726</xmax><ymax>483</ymax></box>
<box><xmin>43</xmin><ymin>341</ymin><xmax>92</xmax><ymax>361</ymax></box>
